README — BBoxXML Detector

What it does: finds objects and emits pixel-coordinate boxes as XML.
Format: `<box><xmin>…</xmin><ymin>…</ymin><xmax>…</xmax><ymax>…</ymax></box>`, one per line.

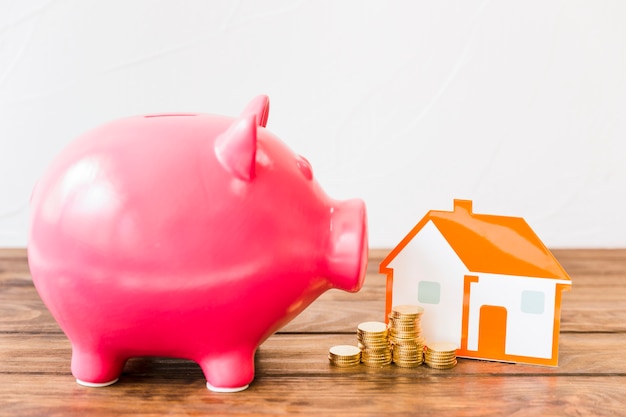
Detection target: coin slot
<box><xmin>144</xmin><ymin>114</ymin><xmax>197</xmax><ymax>118</ymax></box>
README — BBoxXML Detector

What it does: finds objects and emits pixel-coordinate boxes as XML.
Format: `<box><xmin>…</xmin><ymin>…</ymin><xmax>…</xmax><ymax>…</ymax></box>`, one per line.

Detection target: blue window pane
<box><xmin>521</xmin><ymin>290</ymin><xmax>545</xmax><ymax>314</ymax></box>
<box><xmin>418</xmin><ymin>281</ymin><xmax>440</xmax><ymax>304</ymax></box>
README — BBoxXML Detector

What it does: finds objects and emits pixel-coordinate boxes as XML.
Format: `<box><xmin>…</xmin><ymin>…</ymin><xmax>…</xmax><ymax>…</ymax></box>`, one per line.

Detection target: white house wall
<box><xmin>389</xmin><ymin>221</ymin><xmax>467</xmax><ymax>347</ymax></box>
<box><xmin>466</xmin><ymin>273</ymin><xmax>561</xmax><ymax>359</ymax></box>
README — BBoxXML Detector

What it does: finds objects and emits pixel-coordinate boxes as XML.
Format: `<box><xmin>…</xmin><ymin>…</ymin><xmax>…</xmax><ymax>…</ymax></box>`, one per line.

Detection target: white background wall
<box><xmin>2</xmin><ymin>0</ymin><xmax>625</xmax><ymax>249</ymax></box>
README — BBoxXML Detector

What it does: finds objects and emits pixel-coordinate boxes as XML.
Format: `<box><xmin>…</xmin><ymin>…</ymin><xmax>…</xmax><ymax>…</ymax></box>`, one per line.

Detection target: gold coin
<box><xmin>330</xmin><ymin>360</ymin><xmax>360</xmax><ymax>368</ymax></box>
<box><xmin>359</xmin><ymin>342</ymin><xmax>389</xmax><ymax>349</ymax></box>
<box><xmin>425</xmin><ymin>351</ymin><xmax>456</xmax><ymax>358</ymax></box>
<box><xmin>328</xmin><ymin>344</ymin><xmax>361</xmax><ymax>367</ymax></box>
<box><xmin>357</xmin><ymin>337</ymin><xmax>389</xmax><ymax>346</ymax></box>
<box><xmin>362</xmin><ymin>355</ymin><xmax>392</xmax><ymax>361</ymax></box>
<box><xmin>389</xmin><ymin>315</ymin><xmax>419</xmax><ymax>322</ymax></box>
<box><xmin>362</xmin><ymin>351</ymin><xmax>391</xmax><ymax>358</ymax></box>
<box><xmin>362</xmin><ymin>343</ymin><xmax>390</xmax><ymax>349</ymax></box>
<box><xmin>390</xmin><ymin>334</ymin><xmax>419</xmax><ymax>341</ymax></box>
<box><xmin>358</xmin><ymin>334</ymin><xmax>389</xmax><ymax>342</ymax></box>
<box><xmin>394</xmin><ymin>355</ymin><xmax>423</xmax><ymax>363</ymax></box>
<box><xmin>329</xmin><ymin>355</ymin><xmax>361</xmax><ymax>362</ymax></box>
<box><xmin>424</xmin><ymin>357</ymin><xmax>455</xmax><ymax>364</ymax></box>
<box><xmin>394</xmin><ymin>349</ymin><xmax>423</xmax><ymax>356</ymax></box>
<box><xmin>328</xmin><ymin>356</ymin><xmax>361</xmax><ymax>366</ymax></box>
<box><xmin>390</xmin><ymin>330</ymin><xmax>417</xmax><ymax>337</ymax></box>
<box><xmin>391</xmin><ymin>305</ymin><xmax>424</xmax><ymax>317</ymax></box>
<box><xmin>425</xmin><ymin>359</ymin><xmax>457</xmax><ymax>369</ymax></box>
<box><xmin>424</xmin><ymin>351</ymin><xmax>456</xmax><ymax>358</ymax></box>
<box><xmin>394</xmin><ymin>362</ymin><xmax>422</xmax><ymax>368</ymax></box>
<box><xmin>424</xmin><ymin>358</ymin><xmax>455</xmax><ymax>365</ymax></box>
<box><xmin>393</xmin><ymin>353</ymin><xmax>423</xmax><ymax>359</ymax></box>
<box><xmin>394</xmin><ymin>349</ymin><xmax>422</xmax><ymax>356</ymax></box>
<box><xmin>390</xmin><ymin>324</ymin><xmax>418</xmax><ymax>330</ymax></box>
<box><xmin>424</xmin><ymin>355</ymin><xmax>456</xmax><ymax>363</ymax></box>
<box><xmin>394</xmin><ymin>347</ymin><xmax>422</xmax><ymax>353</ymax></box>
<box><xmin>392</xmin><ymin>343</ymin><xmax>422</xmax><ymax>350</ymax></box>
<box><xmin>329</xmin><ymin>357</ymin><xmax>360</xmax><ymax>363</ymax></box>
<box><xmin>425</xmin><ymin>350</ymin><xmax>456</xmax><ymax>357</ymax></box>
<box><xmin>357</xmin><ymin>321</ymin><xmax>388</xmax><ymax>333</ymax></box>
<box><xmin>394</xmin><ymin>349</ymin><xmax>422</xmax><ymax>357</ymax></box>
<box><xmin>390</xmin><ymin>322</ymin><xmax>419</xmax><ymax>329</ymax></box>
<box><xmin>358</xmin><ymin>331</ymin><xmax>388</xmax><ymax>336</ymax></box>
<box><xmin>424</xmin><ymin>355</ymin><xmax>456</xmax><ymax>362</ymax></box>
<box><xmin>358</xmin><ymin>335</ymin><xmax>388</xmax><ymax>341</ymax></box>
<box><xmin>362</xmin><ymin>357</ymin><xmax>392</xmax><ymax>364</ymax></box>
<box><xmin>393</xmin><ymin>352</ymin><xmax>423</xmax><ymax>359</ymax></box>
<box><xmin>393</xmin><ymin>342</ymin><xmax>421</xmax><ymax>348</ymax></box>
<box><xmin>393</xmin><ymin>351</ymin><xmax>424</xmax><ymax>359</ymax></box>
<box><xmin>393</xmin><ymin>345</ymin><xmax>421</xmax><ymax>351</ymax></box>
<box><xmin>361</xmin><ymin>355</ymin><xmax>391</xmax><ymax>360</ymax></box>
<box><xmin>363</xmin><ymin>361</ymin><xmax>391</xmax><ymax>367</ymax></box>
<box><xmin>390</xmin><ymin>321</ymin><xmax>421</xmax><ymax>327</ymax></box>
<box><xmin>425</xmin><ymin>342</ymin><xmax>458</xmax><ymax>353</ymax></box>
<box><xmin>330</xmin><ymin>360</ymin><xmax>361</xmax><ymax>365</ymax></box>
<box><xmin>389</xmin><ymin>316</ymin><xmax>410</xmax><ymax>322</ymax></box>
<box><xmin>329</xmin><ymin>345</ymin><xmax>361</xmax><ymax>357</ymax></box>
<box><xmin>361</xmin><ymin>351</ymin><xmax>392</xmax><ymax>359</ymax></box>
<box><xmin>390</xmin><ymin>324</ymin><xmax>419</xmax><ymax>331</ymax></box>
<box><xmin>389</xmin><ymin>326</ymin><xmax>421</xmax><ymax>334</ymax></box>
<box><xmin>360</xmin><ymin>346</ymin><xmax>390</xmax><ymax>353</ymax></box>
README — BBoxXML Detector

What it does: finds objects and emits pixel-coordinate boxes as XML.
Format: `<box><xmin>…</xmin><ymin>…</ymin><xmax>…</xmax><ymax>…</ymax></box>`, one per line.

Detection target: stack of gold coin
<box><xmin>328</xmin><ymin>345</ymin><xmax>362</xmax><ymax>367</ymax></box>
<box><xmin>357</xmin><ymin>321</ymin><xmax>392</xmax><ymax>367</ymax></box>
<box><xmin>424</xmin><ymin>342</ymin><xmax>458</xmax><ymax>369</ymax></box>
<box><xmin>388</xmin><ymin>305</ymin><xmax>425</xmax><ymax>368</ymax></box>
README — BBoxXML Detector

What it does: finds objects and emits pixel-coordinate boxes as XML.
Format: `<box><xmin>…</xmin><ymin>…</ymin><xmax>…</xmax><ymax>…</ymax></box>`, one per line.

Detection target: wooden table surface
<box><xmin>2</xmin><ymin>248</ymin><xmax>625</xmax><ymax>416</ymax></box>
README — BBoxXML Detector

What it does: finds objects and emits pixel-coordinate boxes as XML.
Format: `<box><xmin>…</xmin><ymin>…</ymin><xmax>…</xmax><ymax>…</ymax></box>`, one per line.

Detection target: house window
<box><xmin>521</xmin><ymin>290</ymin><xmax>545</xmax><ymax>314</ymax></box>
<box><xmin>418</xmin><ymin>281</ymin><xmax>440</xmax><ymax>304</ymax></box>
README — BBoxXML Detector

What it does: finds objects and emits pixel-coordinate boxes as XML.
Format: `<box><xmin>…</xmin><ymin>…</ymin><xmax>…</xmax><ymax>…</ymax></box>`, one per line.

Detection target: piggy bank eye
<box><xmin>296</xmin><ymin>155</ymin><xmax>313</xmax><ymax>181</ymax></box>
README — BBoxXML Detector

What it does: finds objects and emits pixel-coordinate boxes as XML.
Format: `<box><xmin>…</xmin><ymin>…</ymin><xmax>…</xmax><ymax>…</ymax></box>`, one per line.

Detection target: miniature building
<box><xmin>379</xmin><ymin>199</ymin><xmax>571</xmax><ymax>366</ymax></box>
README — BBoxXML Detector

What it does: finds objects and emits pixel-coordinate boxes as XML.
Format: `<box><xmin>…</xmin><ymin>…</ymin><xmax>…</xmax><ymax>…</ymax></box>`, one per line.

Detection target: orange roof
<box><xmin>380</xmin><ymin>200</ymin><xmax>571</xmax><ymax>280</ymax></box>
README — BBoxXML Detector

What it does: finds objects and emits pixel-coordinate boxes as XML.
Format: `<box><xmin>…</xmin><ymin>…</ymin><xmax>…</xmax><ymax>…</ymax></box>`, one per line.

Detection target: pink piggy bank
<box><xmin>28</xmin><ymin>95</ymin><xmax>368</xmax><ymax>392</ymax></box>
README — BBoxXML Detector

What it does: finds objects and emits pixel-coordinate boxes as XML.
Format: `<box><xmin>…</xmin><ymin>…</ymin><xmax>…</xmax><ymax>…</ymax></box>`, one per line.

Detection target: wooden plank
<box><xmin>1</xmin><ymin>248</ymin><xmax>626</xmax><ymax>416</ymax></box>
<box><xmin>2</xmin><ymin>285</ymin><xmax>625</xmax><ymax>335</ymax></box>
<box><xmin>3</xmin><ymin>333</ymin><xmax>626</xmax><ymax>376</ymax></box>
<box><xmin>0</xmin><ymin>247</ymin><xmax>28</xmax><ymax>259</ymax></box>
<box><xmin>3</xmin><ymin>250</ymin><xmax>626</xmax><ymax>334</ymax></box>
<box><xmin>1</xmin><ymin>374</ymin><xmax>624</xmax><ymax>417</ymax></box>
<box><xmin>286</xmin><ymin>249</ymin><xmax>626</xmax><ymax>333</ymax></box>
<box><xmin>0</xmin><ymin>285</ymin><xmax>62</xmax><ymax>334</ymax></box>
<box><xmin>4</xmin><ymin>248</ymin><xmax>626</xmax><ymax>273</ymax></box>
<box><xmin>3</xmin><ymin>332</ymin><xmax>625</xmax><ymax>416</ymax></box>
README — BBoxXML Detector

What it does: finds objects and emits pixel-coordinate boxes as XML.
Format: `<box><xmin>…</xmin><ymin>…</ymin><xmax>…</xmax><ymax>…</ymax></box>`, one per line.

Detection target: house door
<box><xmin>478</xmin><ymin>305</ymin><xmax>507</xmax><ymax>359</ymax></box>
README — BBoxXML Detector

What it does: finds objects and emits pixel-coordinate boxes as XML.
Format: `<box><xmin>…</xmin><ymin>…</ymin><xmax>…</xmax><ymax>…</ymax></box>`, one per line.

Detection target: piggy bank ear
<box><xmin>215</xmin><ymin>115</ymin><xmax>257</xmax><ymax>181</ymax></box>
<box><xmin>241</xmin><ymin>95</ymin><xmax>270</xmax><ymax>127</ymax></box>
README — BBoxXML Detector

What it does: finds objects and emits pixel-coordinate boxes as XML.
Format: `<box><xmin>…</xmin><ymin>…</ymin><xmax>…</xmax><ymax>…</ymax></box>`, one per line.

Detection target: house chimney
<box><xmin>454</xmin><ymin>199</ymin><xmax>473</xmax><ymax>213</ymax></box>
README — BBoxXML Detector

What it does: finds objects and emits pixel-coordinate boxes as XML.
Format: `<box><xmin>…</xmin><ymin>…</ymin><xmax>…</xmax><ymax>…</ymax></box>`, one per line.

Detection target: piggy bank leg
<box><xmin>199</xmin><ymin>350</ymin><xmax>255</xmax><ymax>392</ymax></box>
<box><xmin>71</xmin><ymin>346</ymin><xmax>125</xmax><ymax>387</ymax></box>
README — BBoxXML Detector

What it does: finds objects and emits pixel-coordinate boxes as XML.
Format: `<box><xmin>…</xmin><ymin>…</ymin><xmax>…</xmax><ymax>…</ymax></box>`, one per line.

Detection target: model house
<box><xmin>379</xmin><ymin>199</ymin><xmax>571</xmax><ymax>366</ymax></box>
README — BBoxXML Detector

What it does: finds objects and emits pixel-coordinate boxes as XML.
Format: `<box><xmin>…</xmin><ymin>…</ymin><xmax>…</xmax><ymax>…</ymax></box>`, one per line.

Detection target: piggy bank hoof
<box><xmin>76</xmin><ymin>378</ymin><xmax>119</xmax><ymax>388</ymax></box>
<box><xmin>206</xmin><ymin>382</ymin><xmax>249</xmax><ymax>393</ymax></box>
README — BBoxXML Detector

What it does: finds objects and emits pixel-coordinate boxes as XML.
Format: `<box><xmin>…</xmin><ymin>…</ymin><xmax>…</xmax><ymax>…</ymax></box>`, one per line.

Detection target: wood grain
<box><xmin>1</xmin><ymin>248</ymin><xmax>625</xmax><ymax>416</ymax></box>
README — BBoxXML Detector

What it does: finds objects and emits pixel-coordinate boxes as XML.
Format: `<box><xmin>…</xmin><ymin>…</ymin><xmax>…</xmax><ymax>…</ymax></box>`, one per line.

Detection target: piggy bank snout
<box><xmin>326</xmin><ymin>198</ymin><xmax>368</xmax><ymax>293</ymax></box>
